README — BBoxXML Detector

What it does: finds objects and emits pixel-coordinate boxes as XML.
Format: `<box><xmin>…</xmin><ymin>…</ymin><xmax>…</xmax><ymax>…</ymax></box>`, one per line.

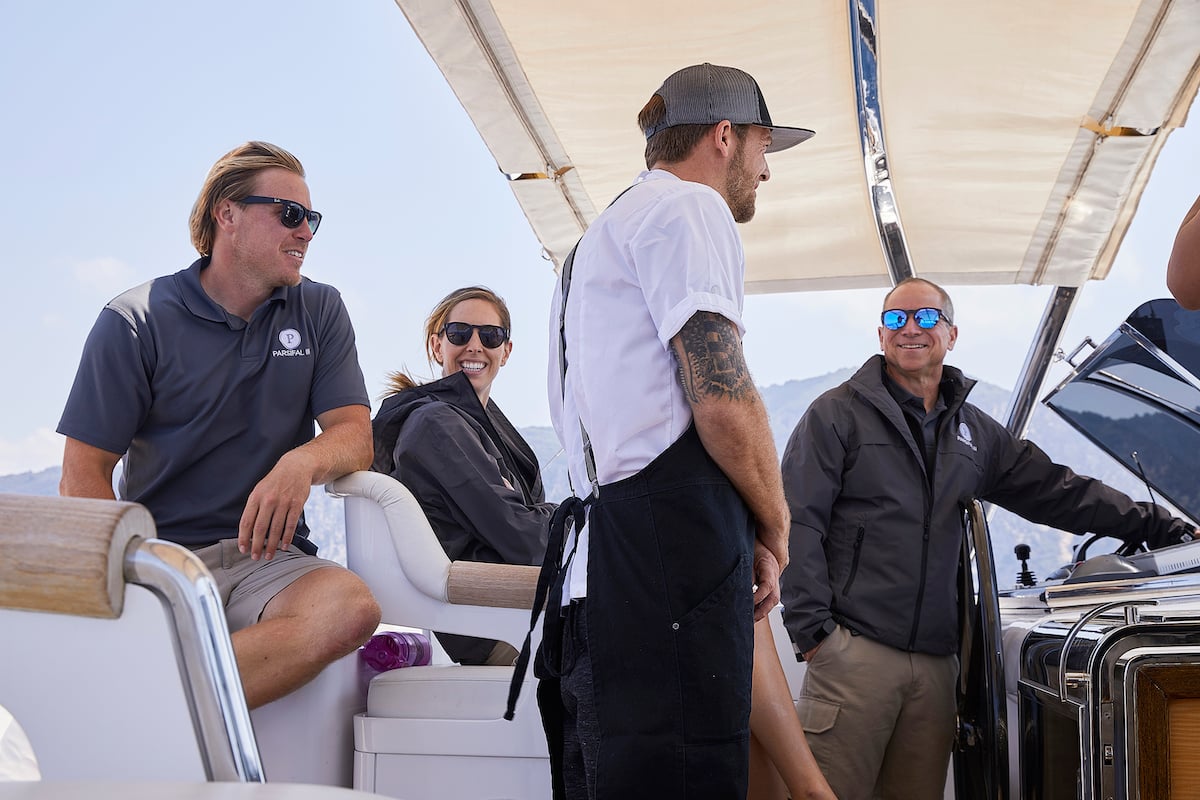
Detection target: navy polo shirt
<box><xmin>58</xmin><ymin>258</ymin><xmax>369</xmax><ymax>547</ymax></box>
<box><xmin>882</xmin><ymin>367</ymin><xmax>950</xmax><ymax>472</ymax></box>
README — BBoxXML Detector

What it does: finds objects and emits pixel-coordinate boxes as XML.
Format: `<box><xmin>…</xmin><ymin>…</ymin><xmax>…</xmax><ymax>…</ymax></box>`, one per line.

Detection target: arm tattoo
<box><xmin>672</xmin><ymin>312</ymin><xmax>755</xmax><ymax>403</ymax></box>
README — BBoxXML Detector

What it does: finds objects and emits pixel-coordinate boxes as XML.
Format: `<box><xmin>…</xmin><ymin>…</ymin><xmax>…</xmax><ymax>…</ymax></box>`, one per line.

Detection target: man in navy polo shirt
<box><xmin>58</xmin><ymin>141</ymin><xmax>381</xmax><ymax>709</ymax></box>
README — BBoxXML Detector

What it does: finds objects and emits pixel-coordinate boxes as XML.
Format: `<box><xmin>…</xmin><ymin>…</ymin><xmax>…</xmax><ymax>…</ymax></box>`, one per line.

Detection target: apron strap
<box><xmin>504</xmin><ymin>495</ymin><xmax>587</xmax><ymax>720</ymax></box>
<box><xmin>557</xmin><ymin>244</ymin><xmax>600</xmax><ymax>499</ymax></box>
<box><xmin>555</xmin><ymin>182</ymin><xmax>639</xmax><ymax>499</ymax></box>
<box><xmin>506</xmin><ymin>182</ymin><xmax>638</xmax><ymax>720</ymax></box>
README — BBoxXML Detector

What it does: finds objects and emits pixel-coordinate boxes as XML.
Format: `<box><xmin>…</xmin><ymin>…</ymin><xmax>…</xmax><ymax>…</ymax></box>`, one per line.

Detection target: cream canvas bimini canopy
<box><xmin>394</xmin><ymin>0</ymin><xmax>1200</xmax><ymax>294</ymax></box>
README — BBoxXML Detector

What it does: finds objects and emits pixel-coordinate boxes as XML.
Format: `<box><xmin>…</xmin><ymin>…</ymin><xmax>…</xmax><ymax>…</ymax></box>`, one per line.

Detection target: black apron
<box><xmin>519</xmin><ymin>423</ymin><xmax>756</xmax><ymax>799</ymax></box>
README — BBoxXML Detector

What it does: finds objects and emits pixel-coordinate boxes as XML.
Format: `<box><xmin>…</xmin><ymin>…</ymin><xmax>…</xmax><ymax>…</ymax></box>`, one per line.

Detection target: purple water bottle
<box><xmin>360</xmin><ymin>631</ymin><xmax>433</xmax><ymax>671</ymax></box>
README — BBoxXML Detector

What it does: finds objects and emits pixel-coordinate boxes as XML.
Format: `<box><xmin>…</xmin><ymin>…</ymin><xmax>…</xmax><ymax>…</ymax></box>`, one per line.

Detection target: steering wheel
<box><xmin>1073</xmin><ymin>532</ymin><xmax>1147</xmax><ymax>563</ymax></box>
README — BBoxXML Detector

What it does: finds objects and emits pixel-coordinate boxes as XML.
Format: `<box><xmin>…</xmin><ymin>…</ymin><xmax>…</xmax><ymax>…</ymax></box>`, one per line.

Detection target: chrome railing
<box><xmin>125</xmin><ymin>538</ymin><xmax>264</xmax><ymax>781</ymax></box>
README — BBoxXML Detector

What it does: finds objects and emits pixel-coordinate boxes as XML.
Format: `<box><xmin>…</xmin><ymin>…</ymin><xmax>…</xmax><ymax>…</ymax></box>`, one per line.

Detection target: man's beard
<box><xmin>724</xmin><ymin>138</ymin><xmax>757</xmax><ymax>223</ymax></box>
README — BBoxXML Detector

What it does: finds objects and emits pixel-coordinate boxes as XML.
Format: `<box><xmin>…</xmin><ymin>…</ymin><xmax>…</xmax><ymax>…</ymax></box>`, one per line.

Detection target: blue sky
<box><xmin>1</xmin><ymin>2</ymin><xmax>1197</xmax><ymax>476</ymax></box>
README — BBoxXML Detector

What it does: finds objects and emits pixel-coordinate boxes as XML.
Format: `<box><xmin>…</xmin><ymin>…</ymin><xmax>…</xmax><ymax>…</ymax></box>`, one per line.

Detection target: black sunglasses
<box><xmin>441</xmin><ymin>321</ymin><xmax>509</xmax><ymax>349</ymax></box>
<box><xmin>240</xmin><ymin>196</ymin><xmax>322</xmax><ymax>235</ymax></box>
<box><xmin>881</xmin><ymin>307</ymin><xmax>952</xmax><ymax>330</ymax></box>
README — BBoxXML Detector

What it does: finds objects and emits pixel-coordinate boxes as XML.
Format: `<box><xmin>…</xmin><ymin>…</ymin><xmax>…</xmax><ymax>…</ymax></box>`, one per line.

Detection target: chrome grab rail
<box><xmin>125</xmin><ymin>538</ymin><xmax>264</xmax><ymax>781</ymax></box>
<box><xmin>1056</xmin><ymin>599</ymin><xmax>1157</xmax><ymax>703</ymax></box>
<box><xmin>1045</xmin><ymin>572</ymin><xmax>1200</xmax><ymax>610</ymax></box>
<box><xmin>1064</xmin><ymin>336</ymin><xmax>1097</xmax><ymax>369</ymax></box>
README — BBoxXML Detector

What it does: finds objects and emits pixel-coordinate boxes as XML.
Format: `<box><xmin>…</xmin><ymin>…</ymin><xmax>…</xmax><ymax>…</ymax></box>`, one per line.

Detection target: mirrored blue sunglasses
<box><xmin>881</xmin><ymin>307</ymin><xmax>951</xmax><ymax>330</ymax></box>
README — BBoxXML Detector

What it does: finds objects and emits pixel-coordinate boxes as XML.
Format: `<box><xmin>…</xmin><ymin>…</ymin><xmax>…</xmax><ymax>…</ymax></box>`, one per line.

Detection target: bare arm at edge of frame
<box><xmin>1167</xmin><ymin>193</ymin><xmax>1200</xmax><ymax>311</ymax></box>
<box><xmin>670</xmin><ymin>311</ymin><xmax>790</xmax><ymax>619</ymax></box>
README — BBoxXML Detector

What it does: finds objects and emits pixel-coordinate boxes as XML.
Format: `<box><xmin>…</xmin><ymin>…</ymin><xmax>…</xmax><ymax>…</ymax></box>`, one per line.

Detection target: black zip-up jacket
<box><xmin>371</xmin><ymin>371</ymin><xmax>554</xmax><ymax>663</ymax></box>
<box><xmin>780</xmin><ymin>356</ymin><xmax>1193</xmax><ymax>657</ymax></box>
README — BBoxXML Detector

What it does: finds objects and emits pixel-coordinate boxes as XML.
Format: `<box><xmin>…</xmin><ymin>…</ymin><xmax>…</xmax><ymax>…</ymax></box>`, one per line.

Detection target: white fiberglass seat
<box><xmin>0</xmin><ymin>493</ymin><xmax>263</xmax><ymax>782</ymax></box>
<box><xmin>327</xmin><ymin>471</ymin><xmax>549</xmax><ymax>800</ymax></box>
<box><xmin>250</xmin><ymin>648</ymin><xmax>366</xmax><ymax>787</ymax></box>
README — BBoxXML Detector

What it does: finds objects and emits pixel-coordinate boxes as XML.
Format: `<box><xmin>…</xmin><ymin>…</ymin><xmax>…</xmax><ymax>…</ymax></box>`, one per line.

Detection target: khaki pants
<box><xmin>796</xmin><ymin>625</ymin><xmax>957</xmax><ymax>800</ymax></box>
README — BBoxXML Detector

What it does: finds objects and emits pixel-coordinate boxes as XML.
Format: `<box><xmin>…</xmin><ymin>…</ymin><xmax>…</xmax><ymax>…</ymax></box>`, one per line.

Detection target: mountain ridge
<box><xmin>1</xmin><ymin>369</ymin><xmax>1155</xmax><ymax>584</ymax></box>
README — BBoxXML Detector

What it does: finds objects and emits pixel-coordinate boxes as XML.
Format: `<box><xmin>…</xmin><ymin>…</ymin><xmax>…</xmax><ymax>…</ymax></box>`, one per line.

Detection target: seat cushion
<box><xmin>367</xmin><ymin>666</ymin><xmax>523</xmax><ymax>720</ymax></box>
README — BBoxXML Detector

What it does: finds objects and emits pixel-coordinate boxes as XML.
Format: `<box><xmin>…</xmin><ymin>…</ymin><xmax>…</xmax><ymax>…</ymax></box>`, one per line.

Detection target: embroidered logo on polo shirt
<box><xmin>956</xmin><ymin>422</ymin><xmax>977</xmax><ymax>452</ymax></box>
<box><xmin>272</xmin><ymin>328</ymin><xmax>311</xmax><ymax>357</ymax></box>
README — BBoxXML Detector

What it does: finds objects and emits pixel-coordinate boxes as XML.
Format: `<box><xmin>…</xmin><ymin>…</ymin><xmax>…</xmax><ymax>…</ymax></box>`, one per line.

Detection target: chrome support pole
<box><xmin>848</xmin><ymin>0</ymin><xmax>914</xmax><ymax>285</ymax></box>
<box><xmin>1002</xmin><ymin>286</ymin><xmax>1080</xmax><ymax>437</ymax></box>
<box><xmin>125</xmin><ymin>538</ymin><xmax>265</xmax><ymax>782</ymax></box>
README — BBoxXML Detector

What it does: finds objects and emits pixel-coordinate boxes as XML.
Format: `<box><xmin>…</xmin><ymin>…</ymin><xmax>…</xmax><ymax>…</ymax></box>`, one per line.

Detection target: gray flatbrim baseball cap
<box><xmin>644</xmin><ymin>62</ymin><xmax>815</xmax><ymax>153</ymax></box>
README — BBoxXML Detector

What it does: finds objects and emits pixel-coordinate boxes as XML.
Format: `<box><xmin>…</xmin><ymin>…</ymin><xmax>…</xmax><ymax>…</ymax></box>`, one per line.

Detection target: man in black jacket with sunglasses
<box><xmin>779</xmin><ymin>276</ymin><xmax>1196</xmax><ymax>800</ymax></box>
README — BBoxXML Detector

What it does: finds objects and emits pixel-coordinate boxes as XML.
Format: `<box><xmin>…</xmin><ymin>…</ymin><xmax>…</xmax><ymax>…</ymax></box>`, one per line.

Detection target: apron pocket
<box><xmin>671</xmin><ymin>552</ymin><xmax>753</xmax><ymax>743</ymax></box>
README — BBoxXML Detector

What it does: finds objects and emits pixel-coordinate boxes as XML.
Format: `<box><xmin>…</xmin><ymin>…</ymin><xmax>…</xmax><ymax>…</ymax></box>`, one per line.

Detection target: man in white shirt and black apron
<box><xmin>530</xmin><ymin>63</ymin><xmax>815</xmax><ymax>799</ymax></box>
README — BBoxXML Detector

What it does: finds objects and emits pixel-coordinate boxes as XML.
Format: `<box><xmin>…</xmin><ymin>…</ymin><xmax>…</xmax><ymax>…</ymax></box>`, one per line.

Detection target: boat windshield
<box><xmin>1044</xmin><ymin>299</ymin><xmax>1200</xmax><ymax>523</ymax></box>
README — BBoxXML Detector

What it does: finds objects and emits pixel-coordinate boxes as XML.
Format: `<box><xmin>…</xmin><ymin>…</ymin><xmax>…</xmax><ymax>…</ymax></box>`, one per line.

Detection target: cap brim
<box><xmin>764</xmin><ymin>126</ymin><xmax>816</xmax><ymax>153</ymax></box>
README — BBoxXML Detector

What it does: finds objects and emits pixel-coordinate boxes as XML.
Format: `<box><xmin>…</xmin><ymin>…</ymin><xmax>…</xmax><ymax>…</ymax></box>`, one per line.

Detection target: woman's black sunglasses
<box><xmin>441</xmin><ymin>322</ymin><xmax>509</xmax><ymax>349</ymax></box>
<box><xmin>240</xmin><ymin>196</ymin><xmax>322</xmax><ymax>235</ymax></box>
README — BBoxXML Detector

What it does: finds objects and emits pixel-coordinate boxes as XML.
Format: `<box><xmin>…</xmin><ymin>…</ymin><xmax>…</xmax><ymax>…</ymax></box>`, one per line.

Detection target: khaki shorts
<box><xmin>192</xmin><ymin>539</ymin><xmax>343</xmax><ymax>633</ymax></box>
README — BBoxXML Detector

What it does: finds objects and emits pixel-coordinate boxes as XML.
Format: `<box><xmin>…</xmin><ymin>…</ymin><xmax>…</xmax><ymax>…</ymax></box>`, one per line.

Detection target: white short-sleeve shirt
<box><xmin>547</xmin><ymin>169</ymin><xmax>747</xmax><ymax>598</ymax></box>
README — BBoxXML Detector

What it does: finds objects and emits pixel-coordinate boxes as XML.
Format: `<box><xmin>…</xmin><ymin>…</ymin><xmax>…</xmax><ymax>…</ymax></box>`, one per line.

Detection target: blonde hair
<box><xmin>383</xmin><ymin>286</ymin><xmax>513</xmax><ymax>395</ymax></box>
<box><xmin>188</xmin><ymin>141</ymin><xmax>306</xmax><ymax>256</ymax></box>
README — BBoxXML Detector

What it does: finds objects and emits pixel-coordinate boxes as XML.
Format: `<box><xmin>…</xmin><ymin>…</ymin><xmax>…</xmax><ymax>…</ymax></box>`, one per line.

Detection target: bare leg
<box><xmin>749</xmin><ymin>616</ymin><xmax>838</xmax><ymax>800</ymax></box>
<box><xmin>749</xmin><ymin>729</ymin><xmax>790</xmax><ymax>800</ymax></box>
<box><xmin>232</xmin><ymin>567</ymin><xmax>380</xmax><ymax>709</ymax></box>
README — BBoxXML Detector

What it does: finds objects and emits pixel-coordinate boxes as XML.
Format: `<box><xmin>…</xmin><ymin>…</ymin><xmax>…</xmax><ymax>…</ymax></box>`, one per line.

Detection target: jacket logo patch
<box><xmin>956</xmin><ymin>422</ymin><xmax>977</xmax><ymax>452</ymax></box>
